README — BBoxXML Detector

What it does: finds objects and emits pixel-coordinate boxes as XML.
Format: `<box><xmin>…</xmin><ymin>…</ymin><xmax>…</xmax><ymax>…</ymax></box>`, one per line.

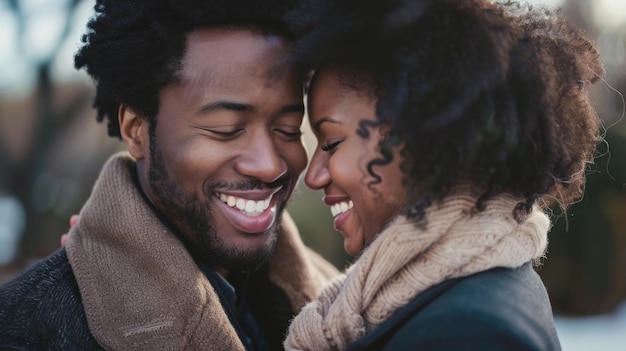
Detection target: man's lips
<box><xmin>214</xmin><ymin>188</ymin><xmax>282</xmax><ymax>234</ymax></box>
<box><xmin>218</xmin><ymin>193</ymin><xmax>272</xmax><ymax>215</ymax></box>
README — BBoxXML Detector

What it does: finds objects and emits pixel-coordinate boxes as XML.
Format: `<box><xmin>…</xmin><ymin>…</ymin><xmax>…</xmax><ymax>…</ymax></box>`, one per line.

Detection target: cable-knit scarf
<box><xmin>284</xmin><ymin>192</ymin><xmax>550</xmax><ymax>351</ymax></box>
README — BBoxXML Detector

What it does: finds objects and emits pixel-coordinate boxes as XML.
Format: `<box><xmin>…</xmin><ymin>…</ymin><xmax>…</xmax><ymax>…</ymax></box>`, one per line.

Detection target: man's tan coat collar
<box><xmin>66</xmin><ymin>153</ymin><xmax>337</xmax><ymax>350</ymax></box>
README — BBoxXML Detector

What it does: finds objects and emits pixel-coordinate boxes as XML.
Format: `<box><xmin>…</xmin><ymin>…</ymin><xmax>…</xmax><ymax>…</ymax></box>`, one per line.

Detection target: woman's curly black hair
<box><xmin>288</xmin><ymin>0</ymin><xmax>606</xmax><ymax>220</ymax></box>
<box><xmin>75</xmin><ymin>0</ymin><xmax>296</xmax><ymax>138</ymax></box>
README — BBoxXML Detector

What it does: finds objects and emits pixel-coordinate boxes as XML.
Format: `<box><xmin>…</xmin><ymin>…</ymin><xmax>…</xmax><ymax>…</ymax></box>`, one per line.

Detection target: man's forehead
<box><xmin>180</xmin><ymin>28</ymin><xmax>295</xmax><ymax>87</ymax></box>
<box><xmin>183</xmin><ymin>28</ymin><xmax>289</xmax><ymax>64</ymax></box>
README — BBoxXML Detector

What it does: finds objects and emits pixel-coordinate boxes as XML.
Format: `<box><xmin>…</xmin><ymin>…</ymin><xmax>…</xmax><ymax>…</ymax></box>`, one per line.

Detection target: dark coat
<box><xmin>0</xmin><ymin>249</ymin><xmax>102</xmax><ymax>350</ymax></box>
<box><xmin>347</xmin><ymin>263</ymin><xmax>561</xmax><ymax>351</ymax></box>
<box><xmin>0</xmin><ymin>249</ymin><xmax>301</xmax><ymax>351</ymax></box>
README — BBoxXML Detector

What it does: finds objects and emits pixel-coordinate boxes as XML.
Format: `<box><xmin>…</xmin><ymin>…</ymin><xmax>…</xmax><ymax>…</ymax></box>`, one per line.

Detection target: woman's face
<box><xmin>305</xmin><ymin>66</ymin><xmax>407</xmax><ymax>256</ymax></box>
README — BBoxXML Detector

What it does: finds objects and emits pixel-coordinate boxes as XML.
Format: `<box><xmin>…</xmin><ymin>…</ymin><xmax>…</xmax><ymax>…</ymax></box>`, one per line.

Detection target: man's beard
<box><xmin>146</xmin><ymin>136</ymin><xmax>280</xmax><ymax>271</ymax></box>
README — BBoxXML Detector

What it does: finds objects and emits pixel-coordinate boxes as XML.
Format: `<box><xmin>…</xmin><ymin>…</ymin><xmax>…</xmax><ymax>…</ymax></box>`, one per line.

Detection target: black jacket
<box><xmin>0</xmin><ymin>249</ymin><xmax>294</xmax><ymax>351</ymax></box>
<box><xmin>347</xmin><ymin>263</ymin><xmax>562</xmax><ymax>351</ymax></box>
<box><xmin>0</xmin><ymin>250</ymin><xmax>102</xmax><ymax>350</ymax></box>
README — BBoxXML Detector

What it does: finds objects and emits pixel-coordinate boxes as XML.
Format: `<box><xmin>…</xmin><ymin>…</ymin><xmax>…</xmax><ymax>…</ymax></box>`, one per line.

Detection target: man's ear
<box><xmin>119</xmin><ymin>104</ymin><xmax>149</xmax><ymax>160</ymax></box>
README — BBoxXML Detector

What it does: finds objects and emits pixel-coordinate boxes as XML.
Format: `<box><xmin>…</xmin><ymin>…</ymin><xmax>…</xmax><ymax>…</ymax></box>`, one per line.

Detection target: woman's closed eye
<box><xmin>321</xmin><ymin>139</ymin><xmax>344</xmax><ymax>152</ymax></box>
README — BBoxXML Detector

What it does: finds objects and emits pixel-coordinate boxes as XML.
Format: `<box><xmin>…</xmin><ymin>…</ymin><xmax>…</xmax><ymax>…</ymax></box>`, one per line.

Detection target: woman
<box><xmin>284</xmin><ymin>0</ymin><xmax>605</xmax><ymax>350</ymax></box>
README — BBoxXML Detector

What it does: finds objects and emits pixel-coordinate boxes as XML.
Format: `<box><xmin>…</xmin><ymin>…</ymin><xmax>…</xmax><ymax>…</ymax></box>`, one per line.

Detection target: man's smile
<box><xmin>217</xmin><ymin>192</ymin><xmax>275</xmax><ymax>217</ymax></box>
<box><xmin>213</xmin><ymin>187</ymin><xmax>284</xmax><ymax>233</ymax></box>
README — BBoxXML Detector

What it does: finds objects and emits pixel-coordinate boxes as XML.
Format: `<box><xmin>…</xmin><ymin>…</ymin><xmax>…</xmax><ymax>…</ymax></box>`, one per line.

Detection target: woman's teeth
<box><xmin>219</xmin><ymin>193</ymin><xmax>272</xmax><ymax>217</ymax></box>
<box><xmin>330</xmin><ymin>200</ymin><xmax>353</xmax><ymax>217</ymax></box>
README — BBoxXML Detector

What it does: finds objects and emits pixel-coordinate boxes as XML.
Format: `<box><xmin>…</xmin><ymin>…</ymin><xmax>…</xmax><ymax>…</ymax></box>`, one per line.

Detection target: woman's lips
<box><xmin>323</xmin><ymin>196</ymin><xmax>354</xmax><ymax>233</ymax></box>
<box><xmin>333</xmin><ymin>207</ymin><xmax>352</xmax><ymax>232</ymax></box>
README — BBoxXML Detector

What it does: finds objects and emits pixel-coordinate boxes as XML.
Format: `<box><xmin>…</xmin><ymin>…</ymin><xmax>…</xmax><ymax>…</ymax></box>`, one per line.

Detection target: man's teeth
<box><xmin>330</xmin><ymin>200</ymin><xmax>353</xmax><ymax>217</ymax></box>
<box><xmin>219</xmin><ymin>193</ymin><xmax>272</xmax><ymax>217</ymax></box>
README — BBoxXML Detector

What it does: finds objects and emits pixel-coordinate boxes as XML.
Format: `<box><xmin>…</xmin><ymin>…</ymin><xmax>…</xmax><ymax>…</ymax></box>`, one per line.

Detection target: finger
<box><xmin>60</xmin><ymin>234</ymin><xmax>68</xmax><ymax>247</ymax></box>
<box><xmin>69</xmin><ymin>214</ymin><xmax>79</xmax><ymax>227</ymax></box>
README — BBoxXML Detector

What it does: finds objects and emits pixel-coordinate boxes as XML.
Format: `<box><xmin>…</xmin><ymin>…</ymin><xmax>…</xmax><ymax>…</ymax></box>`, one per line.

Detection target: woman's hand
<box><xmin>60</xmin><ymin>214</ymin><xmax>79</xmax><ymax>247</ymax></box>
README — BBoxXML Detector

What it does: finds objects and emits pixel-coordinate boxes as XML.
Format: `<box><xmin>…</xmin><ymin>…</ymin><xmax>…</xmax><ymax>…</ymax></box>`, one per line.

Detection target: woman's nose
<box><xmin>304</xmin><ymin>148</ymin><xmax>331</xmax><ymax>190</ymax></box>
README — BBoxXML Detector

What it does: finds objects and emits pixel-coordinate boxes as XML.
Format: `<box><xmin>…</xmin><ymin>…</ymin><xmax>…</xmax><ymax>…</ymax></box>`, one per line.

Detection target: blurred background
<box><xmin>0</xmin><ymin>0</ymin><xmax>625</xmax><ymax>348</ymax></box>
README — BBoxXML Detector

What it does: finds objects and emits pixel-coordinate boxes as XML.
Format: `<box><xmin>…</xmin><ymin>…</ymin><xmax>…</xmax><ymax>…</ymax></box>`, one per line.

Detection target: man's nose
<box><xmin>235</xmin><ymin>133</ymin><xmax>287</xmax><ymax>184</ymax></box>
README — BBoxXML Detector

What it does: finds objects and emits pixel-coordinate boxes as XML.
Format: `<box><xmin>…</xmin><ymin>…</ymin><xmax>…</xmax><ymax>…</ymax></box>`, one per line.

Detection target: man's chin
<box><xmin>202</xmin><ymin>226</ymin><xmax>279</xmax><ymax>272</ymax></box>
<box><xmin>220</xmin><ymin>243</ymin><xmax>275</xmax><ymax>272</ymax></box>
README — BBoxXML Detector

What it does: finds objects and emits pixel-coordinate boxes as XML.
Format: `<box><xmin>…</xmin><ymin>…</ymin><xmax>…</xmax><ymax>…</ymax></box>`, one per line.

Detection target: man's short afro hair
<box><xmin>75</xmin><ymin>0</ymin><xmax>297</xmax><ymax>138</ymax></box>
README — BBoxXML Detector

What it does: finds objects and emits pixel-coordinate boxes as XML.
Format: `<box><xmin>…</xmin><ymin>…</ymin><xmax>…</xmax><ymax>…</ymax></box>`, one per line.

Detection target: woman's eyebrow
<box><xmin>313</xmin><ymin>117</ymin><xmax>342</xmax><ymax>132</ymax></box>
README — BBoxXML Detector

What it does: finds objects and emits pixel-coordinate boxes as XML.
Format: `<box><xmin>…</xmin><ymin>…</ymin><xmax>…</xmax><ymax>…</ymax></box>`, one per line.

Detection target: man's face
<box><xmin>134</xmin><ymin>28</ymin><xmax>307</xmax><ymax>271</ymax></box>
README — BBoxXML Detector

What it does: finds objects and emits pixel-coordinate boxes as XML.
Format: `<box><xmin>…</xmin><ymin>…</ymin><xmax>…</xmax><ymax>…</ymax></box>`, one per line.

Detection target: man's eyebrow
<box><xmin>312</xmin><ymin>117</ymin><xmax>342</xmax><ymax>132</ymax></box>
<box><xmin>281</xmin><ymin>103</ymin><xmax>305</xmax><ymax>115</ymax></box>
<box><xmin>197</xmin><ymin>102</ymin><xmax>304</xmax><ymax>115</ymax></box>
<box><xmin>197</xmin><ymin>101</ymin><xmax>252</xmax><ymax>114</ymax></box>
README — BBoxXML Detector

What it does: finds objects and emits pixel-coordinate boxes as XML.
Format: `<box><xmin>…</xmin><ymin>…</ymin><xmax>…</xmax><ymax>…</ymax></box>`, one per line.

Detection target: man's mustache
<box><xmin>208</xmin><ymin>177</ymin><xmax>289</xmax><ymax>192</ymax></box>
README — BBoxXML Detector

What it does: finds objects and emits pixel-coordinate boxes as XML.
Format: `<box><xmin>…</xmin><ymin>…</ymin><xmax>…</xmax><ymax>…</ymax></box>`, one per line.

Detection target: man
<box><xmin>0</xmin><ymin>1</ymin><xmax>337</xmax><ymax>350</ymax></box>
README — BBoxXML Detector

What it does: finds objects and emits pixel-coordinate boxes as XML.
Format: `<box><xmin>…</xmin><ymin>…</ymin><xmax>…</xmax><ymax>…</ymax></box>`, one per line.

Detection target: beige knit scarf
<box><xmin>284</xmin><ymin>192</ymin><xmax>550</xmax><ymax>351</ymax></box>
